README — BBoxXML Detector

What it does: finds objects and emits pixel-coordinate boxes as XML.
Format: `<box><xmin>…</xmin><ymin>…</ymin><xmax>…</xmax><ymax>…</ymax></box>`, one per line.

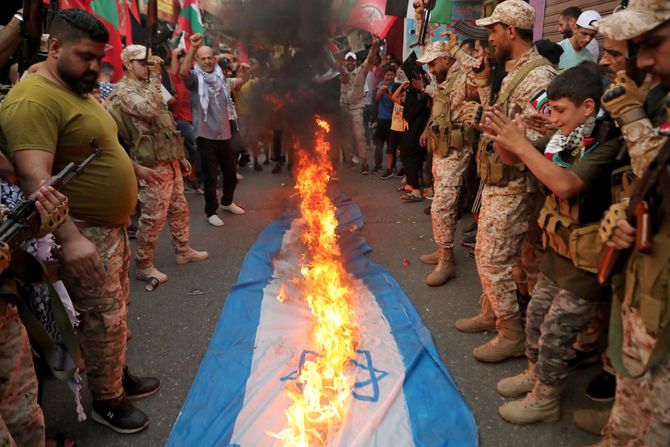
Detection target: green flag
<box><xmin>430</xmin><ymin>0</ymin><xmax>453</xmax><ymax>24</ymax></box>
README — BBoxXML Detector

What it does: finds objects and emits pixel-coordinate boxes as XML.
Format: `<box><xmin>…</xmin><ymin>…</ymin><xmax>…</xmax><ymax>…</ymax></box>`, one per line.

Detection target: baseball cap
<box><xmin>416</xmin><ymin>41</ymin><xmax>450</xmax><ymax>64</ymax></box>
<box><xmin>121</xmin><ymin>45</ymin><xmax>147</xmax><ymax>64</ymax></box>
<box><xmin>345</xmin><ymin>51</ymin><xmax>357</xmax><ymax>61</ymax></box>
<box><xmin>476</xmin><ymin>0</ymin><xmax>536</xmax><ymax>31</ymax></box>
<box><xmin>576</xmin><ymin>10</ymin><xmax>602</xmax><ymax>30</ymax></box>
<box><xmin>594</xmin><ymin>0</ymin><xmax>670</xmax><ymax>40</ymax></box>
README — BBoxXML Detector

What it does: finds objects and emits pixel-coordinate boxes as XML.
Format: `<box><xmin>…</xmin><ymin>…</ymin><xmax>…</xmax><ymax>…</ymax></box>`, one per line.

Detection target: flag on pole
<box><xmin>176</xmin><ymin>0</ymin><xmax>204</xmax><ymax>49</ymax></box>
<box><xmin>430</xmin><ymin>0</ymin><xmax>454</xmax><ymax>24</ymax></box>
<box><xmin>345</xmin><ymin>0</ymin><xmax>397</xmax><ymax>38</ymax></box>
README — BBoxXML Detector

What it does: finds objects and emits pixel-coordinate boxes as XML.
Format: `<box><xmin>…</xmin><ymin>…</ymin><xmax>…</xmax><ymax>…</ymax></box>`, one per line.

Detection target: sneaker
<box><xmin>176</xmin><ymin>248</ymin><xmax>209</xmax><ymax>265</ymax></box>
<box><xmin>361</xmin><ymin>164</ymin><xmax>370</xmax><ymax>175</ymax></box>
<box><xmin>236</xmin><ymin>173</ymin><xmax>245</xmax><ymax>180</ymax></box>
<box><xmin>400</xmin><ymin>193</ymin><xmax>423</xmax><ymax>202</ymax></box>
<box><xmin>586</xmin><ymin>371</ymin><xmax>616</xmax><ymax>402</ymax></box>
<box><xmin>238</xmin><ymin>152</ymin><xmax>251</xmax><ymax>167</ymax></box>
<box><xmin>91</xmin><ymin>396</ymin><xmax>149</xmax><ymax>434</ymax></box>
<box><xmin>221</xmin><ymin>203</ymin><xmax>245</xmax><ymax>215</ymax></box>
<box><xmin>207</xmin><ymin>214</ymin><xmax>224</xmax><ymax>227</ymax></box>
<box><xmin>381</xmin><ymin>169</ymin><xmax>394</xmax><ymax>180</ymax></box>
<box><xmin>254</xmin><ymin>162</ymin><xmax>263</xmax><ymax>172</ymax></box>
<box><xmin>135</xmin><ymin>266</ymin><xmax>168</xmax><ymax>284</ymax></box>
<box><xmin>263</xmin><ymin>158</ymin><xmax>270</xmax><ymax>165</ymax></box>
<box><xmin>395</xmin><ymin>168</ymin><xmax>405</xmax><ymax>178</ymax></box>
<box><xmin>196</xmin><ymin>187</ymin><xmax>204</xmax><ymax>195</ymax></box>
<box><xmin>461</xmin><ymin>231</ymin><xmax>476</xmax><ymax>248</ymax></box>
<box><xmin>123</xmin><ymin>367</ymin><xmax>160</xmax><ymax>400</ymax></box>
<box><xmin>272</xmin><ymin>163</ymin><xmax>282</xmax><ymax>174</ymax></box>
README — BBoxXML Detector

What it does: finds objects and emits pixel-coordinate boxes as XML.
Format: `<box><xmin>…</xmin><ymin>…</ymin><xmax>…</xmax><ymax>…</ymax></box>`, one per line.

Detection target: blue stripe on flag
<box><xmin>166</xmin><ymin>218</ymin><xmax>292</xmax><ymax>446</ymax></box>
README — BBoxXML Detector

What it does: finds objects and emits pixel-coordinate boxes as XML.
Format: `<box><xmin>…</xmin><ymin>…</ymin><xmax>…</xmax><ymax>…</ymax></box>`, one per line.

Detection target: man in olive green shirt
<box><xmin>0</xmin><ymin>9</ymin><xmax>159</xmax><ymax>434</ymax></box>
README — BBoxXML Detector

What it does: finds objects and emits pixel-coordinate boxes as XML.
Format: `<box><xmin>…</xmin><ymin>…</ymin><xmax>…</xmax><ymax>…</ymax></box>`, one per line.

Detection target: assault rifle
<box><xmin>411</xmin><ymin>0</ymin><xmax>437</xmax><ymax>48</ymax></box>
<box><xmin>0</xmin><ymin>138</ymin><xmax>102</xmax><ymax>252</ymax></box>
<box><xmin>598</xmin><ymin>134</ymin><xmax>670</xmax><ymax>284</ymax></box>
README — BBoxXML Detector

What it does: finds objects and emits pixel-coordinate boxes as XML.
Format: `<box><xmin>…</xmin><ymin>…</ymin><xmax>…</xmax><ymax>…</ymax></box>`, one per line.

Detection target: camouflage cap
<box><xmin>121</xmin><ymin>44</ymin><xmax>147</xmax><ymax>64</ymax></box>
<box><xmin>476</xmin><ymin>0</ymin><xmax>536</xmax><ymax>31</ymax></box>
<box><xmin>595</xmin><ymin>0</ymin><xmax>670</xmax><ymax>41</ymax></box>
<box><xmin>416</xmin><ymin>41</ymin><xmax>451</xmax><ymax>64</ymax></box>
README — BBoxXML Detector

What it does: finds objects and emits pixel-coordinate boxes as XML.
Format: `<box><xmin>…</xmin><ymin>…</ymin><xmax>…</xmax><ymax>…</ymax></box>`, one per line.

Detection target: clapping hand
<box><xmin>481</xmin><ymin>107</ymin><xmax>528</xmax><ymax>154</ymax></box>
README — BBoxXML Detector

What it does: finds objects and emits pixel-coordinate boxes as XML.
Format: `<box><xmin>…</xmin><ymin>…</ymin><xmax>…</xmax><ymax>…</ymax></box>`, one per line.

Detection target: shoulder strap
<box><xmin>496</xmin><ymin>56</ymin><xmax>551</xmax><ymax>106</ymax></box>
<box><xmin>108</xmin><ymin>101</ymin><xmax>138</xmax><ymax>149</ymax></box>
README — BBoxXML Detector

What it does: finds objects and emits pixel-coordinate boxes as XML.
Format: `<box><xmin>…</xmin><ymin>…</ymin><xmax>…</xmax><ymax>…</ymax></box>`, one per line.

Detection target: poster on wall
<box><xmin>402</xmin><ymin>0</ymin><xmax>482</xmax><ymax>61</ymax></box>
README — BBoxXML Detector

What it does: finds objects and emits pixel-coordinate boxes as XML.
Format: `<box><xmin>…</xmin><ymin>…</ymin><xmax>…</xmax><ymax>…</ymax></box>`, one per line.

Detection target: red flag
<box><xmin>346</xmin><ymin>0</ymin><xmax>397</xmax><ymax>38</ymax></box>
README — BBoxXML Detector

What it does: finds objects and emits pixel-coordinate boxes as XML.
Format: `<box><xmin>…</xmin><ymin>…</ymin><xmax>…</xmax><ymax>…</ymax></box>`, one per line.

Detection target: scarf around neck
<box><xmin>194</xmin><ymin>64</ymin><xmax>225</xmax><ymax>122</ymax></box>
<box><xmin>545</xmin><ymin>116</ymin><xmax>597</xmax><ymax>160</ymax></box>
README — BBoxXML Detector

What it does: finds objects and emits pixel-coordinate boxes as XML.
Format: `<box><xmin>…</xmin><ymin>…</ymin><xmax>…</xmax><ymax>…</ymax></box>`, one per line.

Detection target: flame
<box><xmin>271</xmin><ymin>117</ymin><xmax>359</xmax><ymax>446</ymax></box>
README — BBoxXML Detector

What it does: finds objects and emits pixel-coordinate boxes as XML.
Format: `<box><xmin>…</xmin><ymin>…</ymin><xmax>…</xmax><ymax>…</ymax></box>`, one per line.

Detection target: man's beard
<box><xmin>434</xmin><ymin>69</ymin><xmax>448</xmax><ymax>84</ymax></box>
<box><xmin>57</xmin><ymin>60</ymin><xmax>97</xmax><ymax>95</ymax></box>
<box><xmin>494</xmin><ymin>43</ymin><xmax>512</xmax><ymax>65</ymax></box>
<box><xmin>562</xmin><ymin>28</ymin><xmax>573</xmax><ymax>39</ymax></box>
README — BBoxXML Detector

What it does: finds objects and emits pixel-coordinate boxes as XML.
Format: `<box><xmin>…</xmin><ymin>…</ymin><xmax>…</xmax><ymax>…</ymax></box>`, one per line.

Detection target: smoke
<box><xmin>213</xmin><ymin>0</ymin><xmax>354</xmax><ymax>153</ymax></box>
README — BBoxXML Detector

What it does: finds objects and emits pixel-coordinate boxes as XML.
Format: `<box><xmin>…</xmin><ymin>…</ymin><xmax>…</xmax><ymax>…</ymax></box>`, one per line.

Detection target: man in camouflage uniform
<box><xmin>452</xmin><ymin>0</ymin><xmax>557</xmax><ymax>362</ymax></box>
<box><xmin>414</xmin><ymin>34</ymin><xmax>473</xmax><ymax>287</ymax></box>
<box><xmin>593</xmin><ymin>2</ymin><xmax>670</xmax><ymax>445</ymax></box>
<box><xmin>111</xmin><ymin>45</ymin><xmax>208</xmax><ymax>284</ymax></box>
<box><xmin>0</xmin><ymin>10</ymin><xmax>159</xmax><ymax>433</ymax></box>
<box><xmin>0</xmin><ymin>185</ymin><xmax>69</xmax><ymax>447</ymax></box>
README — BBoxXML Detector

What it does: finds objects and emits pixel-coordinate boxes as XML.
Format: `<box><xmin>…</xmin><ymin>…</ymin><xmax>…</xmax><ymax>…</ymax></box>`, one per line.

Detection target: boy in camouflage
<box><xmin>480</xmin><ymin>62</ymin><xmax>623</xmax><ymax>424</ymax></box>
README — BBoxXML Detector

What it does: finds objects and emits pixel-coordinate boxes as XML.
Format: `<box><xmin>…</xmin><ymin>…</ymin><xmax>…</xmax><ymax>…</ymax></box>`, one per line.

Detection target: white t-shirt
<box><xmin>558</xmin><ymin>38</ymin><xmax>597</xmax><ymax>69</ymax></box>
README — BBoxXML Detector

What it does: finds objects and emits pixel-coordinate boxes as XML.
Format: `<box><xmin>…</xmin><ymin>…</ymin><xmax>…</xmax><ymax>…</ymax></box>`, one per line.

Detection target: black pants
<box><xmin>401</xmin><ymin>148</ymin><xmax>426</xmax><ymax>189</ymax></box>
<box><xmin>197</xmin><ymin>137</ymin><xmax>237</xmax><ymax>216</ymax></box>
<box><xmin>373</xmin><ymin>119</ymin><xmax>400</xmax><ymax>169</ymax></box>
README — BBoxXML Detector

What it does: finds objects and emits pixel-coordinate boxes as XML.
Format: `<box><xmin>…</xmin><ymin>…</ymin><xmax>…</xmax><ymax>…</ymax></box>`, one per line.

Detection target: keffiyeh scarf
<box><xmin>194</xmin><ymin>64</ymin><xmax>225</xmax><ymax>122</ymax></box>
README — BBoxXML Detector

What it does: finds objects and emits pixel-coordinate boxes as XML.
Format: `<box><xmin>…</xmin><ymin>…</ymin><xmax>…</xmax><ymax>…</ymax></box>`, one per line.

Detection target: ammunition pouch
<box><xmin>538</xmin><ymin>195</ymin><xmax>601</xmax><ymax>274</ymax></box>
<box><xmin>428</xmin><ymin>118</ymin><xmax>466</xmax><ymax>157</ymax></box>
<box><xmin>477</xmin><ymin>141</ymin><xmax>526</xmax><ymax>186</ymax></box>
<box><xmin>111</xmin><ymin>104</ymin><xmax>184</xmax><ymax>167</ymax></box>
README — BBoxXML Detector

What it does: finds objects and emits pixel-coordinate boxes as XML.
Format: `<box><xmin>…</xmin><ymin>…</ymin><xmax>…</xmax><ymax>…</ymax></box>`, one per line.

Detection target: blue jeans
<box><xmin>176</xmin><ymin>120</ymin><xmax>200</xmax><ymax>177</ymax></box>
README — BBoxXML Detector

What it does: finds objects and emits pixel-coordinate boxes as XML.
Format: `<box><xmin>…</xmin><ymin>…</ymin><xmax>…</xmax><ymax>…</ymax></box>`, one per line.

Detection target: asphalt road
<box><xmin>43</xmin><ymin>160</ymin><xmax>608</xmax><ymax>446</ymax></box>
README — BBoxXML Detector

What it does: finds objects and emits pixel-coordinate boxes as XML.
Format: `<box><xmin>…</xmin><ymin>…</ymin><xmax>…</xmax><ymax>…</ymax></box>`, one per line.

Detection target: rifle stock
<box><xmin>597</xmin><ymin>138</ymin><xmax>670</xmax><ymax>284</ymax></box>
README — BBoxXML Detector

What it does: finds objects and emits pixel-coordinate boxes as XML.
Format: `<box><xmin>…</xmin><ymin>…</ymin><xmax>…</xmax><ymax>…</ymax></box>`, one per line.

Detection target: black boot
<box><xmin>91</xmin><ymin>395</ymin><xmax>149</xmax><ymax>434</ymax></box>
<box><xmin>123</xmin><ymin>366</ymin><xmax>160</xmax><ymax>400</ymax></box>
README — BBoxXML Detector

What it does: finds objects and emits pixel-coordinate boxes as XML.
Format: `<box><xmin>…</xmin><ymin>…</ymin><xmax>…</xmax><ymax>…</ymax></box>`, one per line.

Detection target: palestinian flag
<box><xmin>385</xmin><ymin>0</ymin><xmax>453</xmax><ymax>23</ymax></box>
<box><xmin>60</xmin><ymin>0</ymin><xmax>125</xmax><ymax>81</ymax></box>
<box><xmin>176</xmin><ymin>0</ymin><xmax>204</xmax><ymax>49</ymax></box>
<box><xmin>336</xmin><ymin>0</ymin><xmax>397</xmax><ymax>38</ymax></box>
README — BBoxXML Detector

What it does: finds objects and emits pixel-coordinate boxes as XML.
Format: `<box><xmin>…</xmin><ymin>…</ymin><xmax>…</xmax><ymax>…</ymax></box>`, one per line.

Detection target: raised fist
<box><xmin>190</xmin><ymin>33</ymin><xmax>204</xmax><ymax>49</ymax></box>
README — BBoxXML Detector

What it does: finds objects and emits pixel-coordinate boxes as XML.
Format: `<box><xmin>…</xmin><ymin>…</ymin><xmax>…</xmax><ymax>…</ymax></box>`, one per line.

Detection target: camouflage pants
<box><xmin>431</xmin><ymin>146</ymin><xmax>472</xmax><ymax>260</ymax></box>
<box><xmin>136</xmin><ymin>160</ymin><xmax>190</xmax><ymax>268</ymax></box>
<box><xmin>0</xmin><ymin>304</ymin><xmax>45</xmax><ymax>447</ymax></box>
<box><xmin>475</xmin><ymin>182</ymin><xmax>531</xmax><ymax>320</ymax></box>
<box><xmin>525</xmin><ymin>273</ymin><xmax>599</xmax><ymax>386</ymax></box>
<box><xmin>342</xmin><ymin>106</ymin><xmax>368</xmax><ymax>165</ymax></box>
<box><xmin>604</xmin><ymin>306</ymin><xmax>670</xmax><ymax>446</ymax></box>
<box><xmin>61</xmin><ymin>225</ymin><xmax>129</xmax><ymax>401</ymax></box>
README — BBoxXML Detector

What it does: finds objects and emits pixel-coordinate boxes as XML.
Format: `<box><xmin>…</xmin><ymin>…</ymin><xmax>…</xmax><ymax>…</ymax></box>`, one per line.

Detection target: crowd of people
<box><xmin>0</xmin><ymin>0</ymin><xmax>668</xmax><ymax>445</ymax></box>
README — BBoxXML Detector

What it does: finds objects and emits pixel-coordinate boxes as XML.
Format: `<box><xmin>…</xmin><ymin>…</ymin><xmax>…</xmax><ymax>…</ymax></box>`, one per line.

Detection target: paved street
<box><xmin>43</xmin><ymin>160</ymin><xmax>607</xmax><ymax>446</ymax></box>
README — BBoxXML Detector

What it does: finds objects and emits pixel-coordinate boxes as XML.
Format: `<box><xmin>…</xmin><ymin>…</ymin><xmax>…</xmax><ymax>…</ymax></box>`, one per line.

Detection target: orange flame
<box><xmin>271</xmin><ymin>117</ymin><xmax>358</xmax><ymax>446</ymax></box>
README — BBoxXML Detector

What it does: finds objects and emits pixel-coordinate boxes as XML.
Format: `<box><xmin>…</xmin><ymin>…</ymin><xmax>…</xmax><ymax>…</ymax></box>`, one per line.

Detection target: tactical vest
<box><xmin>110</xmin><ymin>103</ymin><xmax>185</xmax><ymax>167</ymax></box>
<box><xmin>538</xmin><ymin>194</ymin><xmax>602</xmax><ymax>273</ymax></box>
<box><xmin>427</xmin><ymin>71</ymin><xmax>474</xmax><ymax>157</ymax></box>
<box><xmin>478</xmin><ymin>56</ymin><xmax>551</xmax><ymax>186</ymax></box>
